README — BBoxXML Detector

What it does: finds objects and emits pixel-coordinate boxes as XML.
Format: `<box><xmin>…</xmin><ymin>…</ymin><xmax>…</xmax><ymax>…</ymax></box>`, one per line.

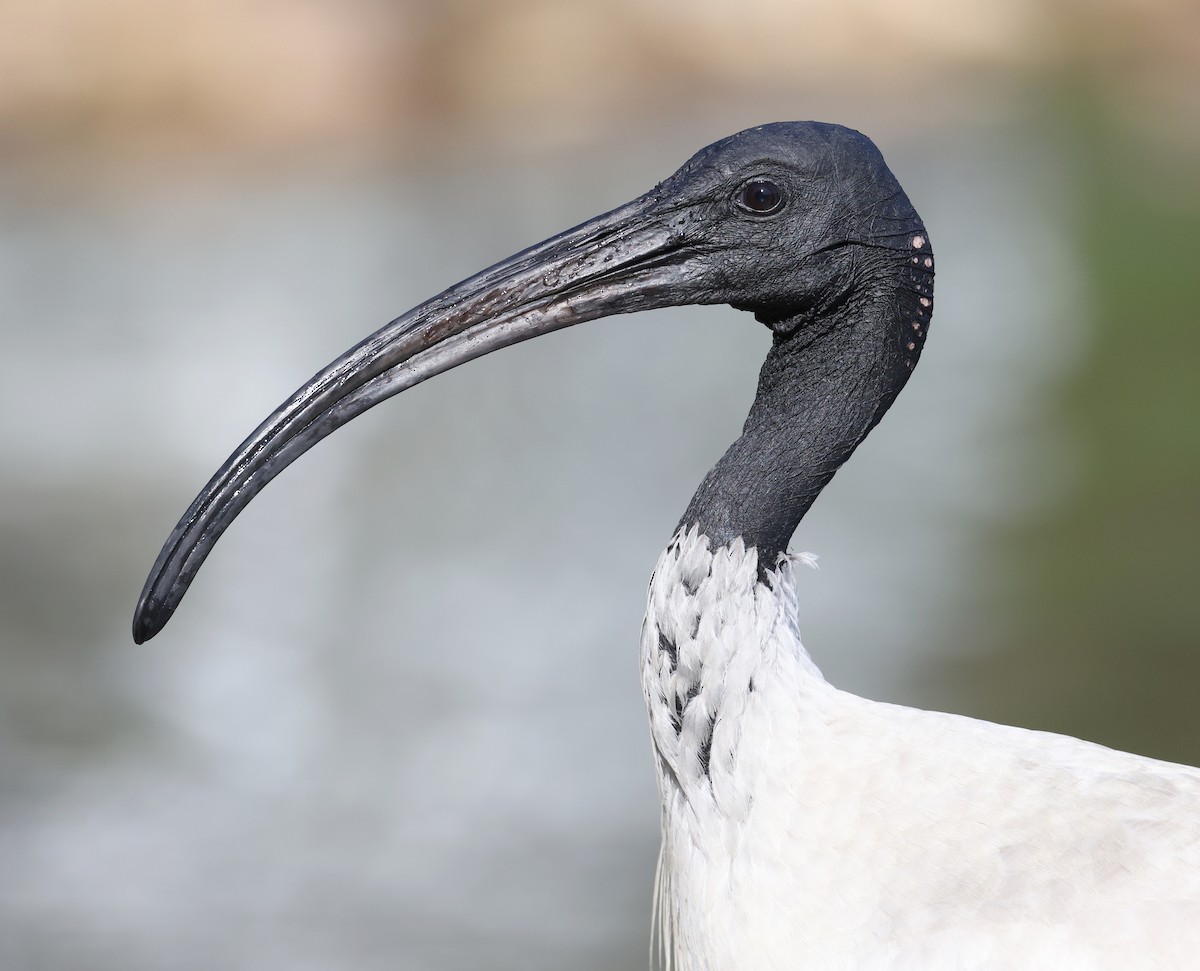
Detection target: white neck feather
<box><xmin>640</xmin><ymin>528</ymin><xmax>827</xmax><ymax>970</ymax></box>
<box><xmin>639</xmin><ymin>531</ymin><xmax>1200</xmax><ymax>971</ymax></box>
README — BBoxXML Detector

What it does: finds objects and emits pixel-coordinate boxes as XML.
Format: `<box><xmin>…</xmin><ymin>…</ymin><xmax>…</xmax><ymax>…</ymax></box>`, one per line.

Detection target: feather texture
<box><xmin>642</xmin><ymin>529</ymin><xmax>1200</xmax><ymax>970</ymax></box>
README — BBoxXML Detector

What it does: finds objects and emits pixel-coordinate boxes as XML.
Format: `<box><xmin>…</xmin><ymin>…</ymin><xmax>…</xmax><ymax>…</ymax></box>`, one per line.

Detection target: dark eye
<box><xmin>736</xmin><ymin>179</ymin><xmax>784</xmax><ymax>215</ymax></box>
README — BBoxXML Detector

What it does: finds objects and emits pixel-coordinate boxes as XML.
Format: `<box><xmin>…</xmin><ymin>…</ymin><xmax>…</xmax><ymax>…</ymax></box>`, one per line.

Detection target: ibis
<box><xmin>134</xmin><ymin>123</ymin><xmax>1200</xmax><ymax>969</ymax></box>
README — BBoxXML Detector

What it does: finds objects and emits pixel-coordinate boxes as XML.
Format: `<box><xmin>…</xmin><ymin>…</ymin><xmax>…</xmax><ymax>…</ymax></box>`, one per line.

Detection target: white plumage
<box><xmin>643</xmin><ymin>529</ymin><xmax>1200</xmax><ymax>970</ymax></box>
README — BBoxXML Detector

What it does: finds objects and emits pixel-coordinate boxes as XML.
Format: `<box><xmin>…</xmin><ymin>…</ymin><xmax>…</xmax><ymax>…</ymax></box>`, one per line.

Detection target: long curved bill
<box><xmin>133</xmin><ymin>191</ymin><xmax>707</xmax><ymax>643</ymax></box>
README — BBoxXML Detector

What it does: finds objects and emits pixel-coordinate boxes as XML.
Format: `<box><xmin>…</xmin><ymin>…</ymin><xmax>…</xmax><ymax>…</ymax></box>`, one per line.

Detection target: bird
<box><xmin>134</xmin><ymin>122</ymin><xmax>1200</xmax><ymax>970</ymax></box>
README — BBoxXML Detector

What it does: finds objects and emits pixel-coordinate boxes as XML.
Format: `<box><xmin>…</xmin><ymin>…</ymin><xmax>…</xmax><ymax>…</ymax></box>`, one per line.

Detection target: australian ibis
<box><xmin>134</xmin><ymin>122</ymin><xmax>1200</xmax><ymax>969</ymax></box>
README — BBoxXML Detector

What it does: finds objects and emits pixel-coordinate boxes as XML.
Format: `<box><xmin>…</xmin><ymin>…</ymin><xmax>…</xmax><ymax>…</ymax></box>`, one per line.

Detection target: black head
<box><xmin>133</xmin><ymin>121</ymin><xmax>932</xmax><ymax>641</ymax></box>
<box><xmin>645</xmin><ymin>122</ymin><xmax>926</xmax><ymax>324</ymax></box>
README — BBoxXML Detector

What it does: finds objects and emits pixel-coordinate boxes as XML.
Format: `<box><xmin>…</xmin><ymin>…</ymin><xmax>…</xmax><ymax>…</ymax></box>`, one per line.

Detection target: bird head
<box><xmin>643</xmin><ymin>122</ymin><xmax>926</xmax><ymax>328</ymax></box>
<box><xmin>133</xmin><ymin>121</ymin><xmax>929</xmax><ymax>642</ymax></box>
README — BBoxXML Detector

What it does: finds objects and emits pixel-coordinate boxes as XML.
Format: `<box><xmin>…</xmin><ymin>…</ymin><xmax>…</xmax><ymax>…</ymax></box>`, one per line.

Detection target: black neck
<box><xmin>678</xmin><ymin>244</ymin><xmax>933</xmax><ymax>564</ymax></box>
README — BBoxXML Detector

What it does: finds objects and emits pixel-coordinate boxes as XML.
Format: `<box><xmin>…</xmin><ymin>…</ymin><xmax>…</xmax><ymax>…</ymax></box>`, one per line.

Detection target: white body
<box><xmin>641</xmin><ymin>531</ymin><xmax>1200</xmax><ymax>970</ymax></box>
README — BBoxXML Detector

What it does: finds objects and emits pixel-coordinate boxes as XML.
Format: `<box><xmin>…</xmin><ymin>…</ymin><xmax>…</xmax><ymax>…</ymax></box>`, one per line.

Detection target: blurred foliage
<box><xmin>924</xmin><ymin>72</ymin><xmax>1200</xmax><ymax>765</ymax></box>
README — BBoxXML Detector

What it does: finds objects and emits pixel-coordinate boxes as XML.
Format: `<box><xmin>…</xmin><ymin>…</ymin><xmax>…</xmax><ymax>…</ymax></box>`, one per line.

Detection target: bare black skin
<box><xmin>133</xmin><ymin>122</ymin><xmax>933</xmax><ymax>643</ymax></box>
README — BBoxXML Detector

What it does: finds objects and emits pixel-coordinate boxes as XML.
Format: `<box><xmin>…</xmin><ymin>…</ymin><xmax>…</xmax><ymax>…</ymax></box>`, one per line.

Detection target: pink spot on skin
<box><xmin>920</xmin><ymin>297</ymin><xmax>931</xmax><ymax>307</ymax></box>
<box><xmin>907</xmin><ymin>341</ymin><xmax>916</xmax><ymax>351</ymax></box>
<box><xmin>912</xmin><ymin>235</ymin><xmax>925</xmax><ymax>249</ymax></box>
<box><xmin>912</xmin><ymin>322</ymin><xmax>921</xmax><ymax>331</ymax></box>
<box><xmin>924</xmin><ymin>257</ymin><xmax>933</xmax><ymax>267</ymax></box>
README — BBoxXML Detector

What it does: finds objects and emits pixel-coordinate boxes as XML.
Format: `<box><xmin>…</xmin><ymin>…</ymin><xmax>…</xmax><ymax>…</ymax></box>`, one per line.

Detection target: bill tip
<box><xmin>132</xmin><ymin>597</ymin><xmax>171</xmax><ymax>644</ymax></box>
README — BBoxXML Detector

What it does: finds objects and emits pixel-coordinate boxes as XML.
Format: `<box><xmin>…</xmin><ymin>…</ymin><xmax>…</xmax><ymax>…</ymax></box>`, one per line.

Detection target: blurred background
<box><xmin>1</xmin><ymin>1</ymin><xmax>1198</xmax><ymax>968</ymax></box>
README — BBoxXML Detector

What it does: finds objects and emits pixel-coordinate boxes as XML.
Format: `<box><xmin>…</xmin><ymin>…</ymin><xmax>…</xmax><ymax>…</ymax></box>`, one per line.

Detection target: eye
<box><xmin>735</xmin><ymin>179</ymin><xmax>784</xmax><ymax>215</ymax></box>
